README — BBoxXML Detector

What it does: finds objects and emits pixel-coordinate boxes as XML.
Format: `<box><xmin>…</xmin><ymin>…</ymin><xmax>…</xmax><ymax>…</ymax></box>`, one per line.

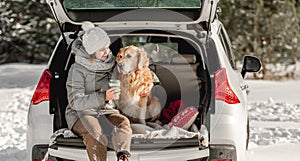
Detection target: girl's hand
<box><xmin>105</xmin><ymin>87</ymin><xmax>120</xmax><ymax>101</ymax></box>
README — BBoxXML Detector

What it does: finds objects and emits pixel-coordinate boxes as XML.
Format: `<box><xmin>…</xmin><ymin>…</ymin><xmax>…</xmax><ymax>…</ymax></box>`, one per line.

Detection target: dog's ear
<box><xmin>137</xmin><ymin>48</ymin><xmax>149</xmax><ymax>69</ymax></box>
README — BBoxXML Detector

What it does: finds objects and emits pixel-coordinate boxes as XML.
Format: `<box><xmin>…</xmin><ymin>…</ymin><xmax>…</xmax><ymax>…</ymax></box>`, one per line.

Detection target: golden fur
<box><xmin>116</xmin><ymin>45</ymin><xmax>161</xmax><ymax>124</ymax></box>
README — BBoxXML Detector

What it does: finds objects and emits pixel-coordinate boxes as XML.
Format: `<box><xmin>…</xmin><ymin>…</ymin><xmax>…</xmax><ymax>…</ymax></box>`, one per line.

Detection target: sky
<box><xmin>0</xmin><ymin>63</ymin><xmax>299</xmax><ymax>161</ymax></box>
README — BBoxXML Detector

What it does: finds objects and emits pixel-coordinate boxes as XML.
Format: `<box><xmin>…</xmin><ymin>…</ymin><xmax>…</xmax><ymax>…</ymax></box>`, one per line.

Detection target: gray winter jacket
<box><xmin>65</xmin><ymin>38</ymin><xmax>119</xmax><ymax>129</ymax></box>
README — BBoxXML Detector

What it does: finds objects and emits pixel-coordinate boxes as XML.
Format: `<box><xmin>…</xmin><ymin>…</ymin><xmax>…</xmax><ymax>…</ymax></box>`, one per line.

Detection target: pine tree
<box><xmin>219</xmin><ymin>0</ymin><xmax>300</xmax><ymax>79</ymax></box>
<box><xmin>0</xmin><ymin>0</ymin><xmax>59</xmax><ymax>64</ymax></box>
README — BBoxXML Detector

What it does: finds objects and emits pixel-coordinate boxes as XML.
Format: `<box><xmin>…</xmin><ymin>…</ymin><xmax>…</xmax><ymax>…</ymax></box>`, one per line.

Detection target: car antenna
<box><xmin>49</xmin><ymin>1</ymin><xmax>67</xmax><ymax>44</ymax></box>
<box><xmin>206</xmin><ymin>0</ymin><xmax>214</xmax><ymax>43</ymax></box>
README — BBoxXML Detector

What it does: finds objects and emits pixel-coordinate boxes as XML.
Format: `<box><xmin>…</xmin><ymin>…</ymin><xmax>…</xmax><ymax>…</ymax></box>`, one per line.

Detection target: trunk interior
<box><xmin>49</xmin><ymin>29</ymin><xmax>211</xmax><ymax>150</ymax></box>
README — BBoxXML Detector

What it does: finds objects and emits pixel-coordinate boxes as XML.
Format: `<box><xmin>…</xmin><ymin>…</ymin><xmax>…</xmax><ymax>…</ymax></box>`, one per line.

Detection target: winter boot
<box><xmin>117</xmin><ymin>151</ymin><xmax>130</xmax><ymax>161</ymax></box>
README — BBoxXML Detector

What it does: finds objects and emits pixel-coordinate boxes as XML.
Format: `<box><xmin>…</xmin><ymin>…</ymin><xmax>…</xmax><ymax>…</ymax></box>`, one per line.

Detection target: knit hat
<box><xmin>81</xmin><ymin>21</ymin><xmax>111</xmax><ymax>55</ymax></box>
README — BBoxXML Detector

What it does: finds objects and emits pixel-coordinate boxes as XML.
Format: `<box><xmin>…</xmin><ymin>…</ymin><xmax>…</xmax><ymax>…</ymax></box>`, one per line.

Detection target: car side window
<box><xmin>218</xmin><ymin>26</ymin><xmax>237</xmax><ymax>69</ymax></box>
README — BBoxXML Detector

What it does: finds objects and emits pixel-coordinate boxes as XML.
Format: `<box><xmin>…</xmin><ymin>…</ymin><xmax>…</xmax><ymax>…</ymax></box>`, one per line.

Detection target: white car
<box><xmin>27</xmin><ymin>0</ymin><xmax>261</xmax><ymax>161</ymax></box>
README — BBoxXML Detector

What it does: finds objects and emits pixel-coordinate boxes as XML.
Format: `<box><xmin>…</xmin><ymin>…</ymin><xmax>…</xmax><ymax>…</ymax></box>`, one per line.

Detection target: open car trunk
<box><xmin>49</xmin><ymin>29</ymin><xmax>211</xmax><ymax>151</ymax></box>
<box><xmin>46</xmin><ymin>0</ymin><xmax>219</xmax><ymax>27</ymax></box>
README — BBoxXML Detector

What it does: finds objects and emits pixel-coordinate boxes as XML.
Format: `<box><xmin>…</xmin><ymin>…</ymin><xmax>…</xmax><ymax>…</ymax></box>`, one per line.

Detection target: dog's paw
<box><xmin>146</xmin><ymin>122</ymin><xmax>163</xmax><ymax>130</ymax></box>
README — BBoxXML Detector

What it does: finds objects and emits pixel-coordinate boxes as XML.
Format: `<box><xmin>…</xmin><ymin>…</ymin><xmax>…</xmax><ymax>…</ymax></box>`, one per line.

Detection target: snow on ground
<box><xmin>0</xmin><ymin>63</ymin><xmax>45</xmax><ymax>161</ymax></box>
<box><xmin>246</xmin><ymin>80</ymin><xmax>300</xmax><ymax>104</ymax></box>
<box><xmin>248</xmin><ymin>102</ymin><xmax>300</xmax><ymax>146</ymax></box>
<box><xmin>0</xmin><ymin>63</ymin><xmax>300</xmax><ymax>161</ymax></box>
<box><xmin>246</xmin><ymin>143</ymin><xmax>300</xmax><ymax>161</ymax></box>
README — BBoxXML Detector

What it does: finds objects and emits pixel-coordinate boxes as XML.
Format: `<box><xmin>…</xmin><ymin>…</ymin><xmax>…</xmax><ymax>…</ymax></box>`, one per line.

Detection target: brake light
<box><xmin>31</xmin><ymin>69</ymin><xmax>52</xmax><ymax>105</ymax></box>
<box><xmin>214</xmin><ymin>68</ymin><xmax>240</xmax><ymax>104</ymax></box>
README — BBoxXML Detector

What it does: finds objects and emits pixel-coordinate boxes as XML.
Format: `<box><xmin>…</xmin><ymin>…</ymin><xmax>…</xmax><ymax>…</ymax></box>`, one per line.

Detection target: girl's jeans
<box><xmin>72</xmin><ymin>114</ymin><xmax>132</xmax><ymax>161</ymax></box>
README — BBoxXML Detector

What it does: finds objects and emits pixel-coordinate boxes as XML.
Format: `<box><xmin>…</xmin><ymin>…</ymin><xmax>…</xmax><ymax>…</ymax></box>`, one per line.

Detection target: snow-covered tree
<box><xmin>0</xmin><ymin>0</ymin><xmax>59</xmax><ymax>64</ymax></box>
<box><xmin>219</xmin><ymin>0</ymin><xmax>300</xmax><ymax>80</ymax></box>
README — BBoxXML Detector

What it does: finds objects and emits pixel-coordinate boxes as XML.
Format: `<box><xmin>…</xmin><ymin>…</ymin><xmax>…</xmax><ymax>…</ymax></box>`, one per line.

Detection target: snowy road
<box><xmin>0</xmin><ymin>63</ymin><xmax>299</xmax><ymax>161</ymax></box>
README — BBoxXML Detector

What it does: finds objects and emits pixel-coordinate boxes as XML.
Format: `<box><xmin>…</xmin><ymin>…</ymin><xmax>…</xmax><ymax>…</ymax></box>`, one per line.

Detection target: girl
<box><xmin>65</xmin><ymin>21</ymin><xmax>131</xmax><ymax>161</ymax></box>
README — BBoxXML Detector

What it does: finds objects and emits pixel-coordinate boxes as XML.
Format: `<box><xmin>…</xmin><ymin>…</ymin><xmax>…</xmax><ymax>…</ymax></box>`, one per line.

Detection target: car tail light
<box><xmin>31</xmin><ymin>69</ymin><xmax>52</xmax><ymax>105</ymax></box>
<box><xmin>214</xmin><ymin>68</ymin><xmax>240</xmax><ymax>104</ymax></box>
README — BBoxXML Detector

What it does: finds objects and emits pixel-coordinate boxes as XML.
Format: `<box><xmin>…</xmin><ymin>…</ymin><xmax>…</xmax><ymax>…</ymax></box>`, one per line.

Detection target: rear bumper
<box><xmin>209</xmin><ymin>144</ymin><xmax>236</xmax><ymax>161</ymax></box>
<box><xmin>27</xmin><ymin>102</ymin><xmax>53</xmax><ymax>161</ymax></box>
<box><xmin>48</xmin><ymin>146</ymin><xmax>209</xmax><ymax>161</ymax></box>
<box><xmin>209</xmin><ymin>101</ymin><xmax>247</xmax><ymax>161</ymax></box>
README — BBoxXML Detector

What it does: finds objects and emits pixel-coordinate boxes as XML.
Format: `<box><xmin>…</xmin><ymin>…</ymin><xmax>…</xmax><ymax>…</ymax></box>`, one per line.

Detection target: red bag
<box><xmin>159</xmin><ymin>100</ymin><xmax>185</xmax><ymax>124</ymax></box>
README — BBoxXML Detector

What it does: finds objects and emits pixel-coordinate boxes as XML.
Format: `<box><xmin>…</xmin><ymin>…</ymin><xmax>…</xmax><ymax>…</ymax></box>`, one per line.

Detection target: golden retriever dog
<box><xmin>116</xmin><ymin>45</ymin><xmax>161</xmax><ymax>125</ymax></box>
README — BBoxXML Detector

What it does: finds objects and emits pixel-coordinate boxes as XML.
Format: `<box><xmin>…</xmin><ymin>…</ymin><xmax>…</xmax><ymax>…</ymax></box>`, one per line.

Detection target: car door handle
<box><xmin>240</xmin><ymin>84</ymin><xmax>249</xmax><ymax>91</ymax></box>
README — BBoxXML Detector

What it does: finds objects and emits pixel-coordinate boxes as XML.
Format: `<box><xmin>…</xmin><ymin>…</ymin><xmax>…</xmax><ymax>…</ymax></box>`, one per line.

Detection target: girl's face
<box><xmin>94</xmin><ymin>44</ymin><xmax>110</xmax><ymax>61</ymax></box>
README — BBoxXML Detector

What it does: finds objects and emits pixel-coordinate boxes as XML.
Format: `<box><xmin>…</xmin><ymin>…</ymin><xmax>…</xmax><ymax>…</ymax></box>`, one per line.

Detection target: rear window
<box><xmin>61</xmin><ymin>0</ymin><xmax>202</xmax><ymax>22</ymax></box>
<box><xmin>63</xmin><ymin>0</ymin><xmax>201</xmax><ymax>9</ymax></box>
<box><xmin>121</xmin><ymin>35</ymin><xmax>179</xmax><ymax>63</ymax></box>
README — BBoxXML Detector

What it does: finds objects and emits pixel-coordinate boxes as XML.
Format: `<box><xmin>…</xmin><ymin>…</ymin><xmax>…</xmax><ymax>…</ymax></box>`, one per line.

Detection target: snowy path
<box><xmin>250</xmin><ymin>121</ymin><xmax>300</xmax><ymax>128</ymax></box>
<box><xmin>246</xmin><ymin>80</ymin><xmax>300</xmax><ymax>104</ymax></box>
<box><xmin>0</xmin><ymin>63</ymin><xmax>300</xmax><ymax>160</ymax></box>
